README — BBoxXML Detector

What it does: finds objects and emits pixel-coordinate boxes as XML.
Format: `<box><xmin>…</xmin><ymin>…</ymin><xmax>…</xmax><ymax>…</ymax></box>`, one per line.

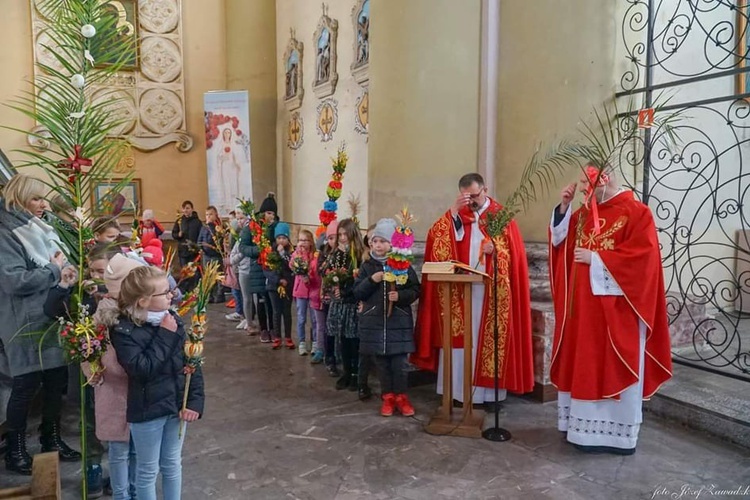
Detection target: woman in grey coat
<box><xmin>0</xmin><ymin>175</ymin><xmax>80</xmax><ymax>475</ymax></box>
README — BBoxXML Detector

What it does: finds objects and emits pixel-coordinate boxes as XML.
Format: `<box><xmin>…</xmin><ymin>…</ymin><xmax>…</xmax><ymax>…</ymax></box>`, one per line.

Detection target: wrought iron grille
<box><xmin>616</xmin><ymin>0</ymin><xmax>750</xmax><ymax>381</ymax></box>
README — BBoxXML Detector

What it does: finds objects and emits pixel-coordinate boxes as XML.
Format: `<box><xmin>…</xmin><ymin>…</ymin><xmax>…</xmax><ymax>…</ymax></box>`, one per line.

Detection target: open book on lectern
<box><xmin>421</xmin><ymin>260</ymin><xmax>490</xmax><ymax>279</ymax></box>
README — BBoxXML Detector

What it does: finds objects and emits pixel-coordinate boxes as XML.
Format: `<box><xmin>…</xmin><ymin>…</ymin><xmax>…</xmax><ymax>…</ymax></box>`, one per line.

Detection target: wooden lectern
<box><xmin>422</xmin><ymin>266</ymin><xmax>486</xmax><ymax>438</ymax></box>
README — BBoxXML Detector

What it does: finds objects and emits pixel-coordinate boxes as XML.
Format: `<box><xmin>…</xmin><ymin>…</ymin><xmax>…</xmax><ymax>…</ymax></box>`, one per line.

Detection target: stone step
<box><xmin>645</xmin><ymin>364</ymin><xmax>750</xmax><ymax>449</ymax></box>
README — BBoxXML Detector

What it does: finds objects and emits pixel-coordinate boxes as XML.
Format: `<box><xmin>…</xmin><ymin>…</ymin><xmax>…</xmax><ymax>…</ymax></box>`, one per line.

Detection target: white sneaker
<box><xmin>298</xmin><ymin>343</ymin><xmax>308</xmax><ymax>356</ymax></box>
<box><xmin>225</xmin><ymin>312</ymin><xmax>243</xmax><ymax>321</ymax></box>
<box><xmin>236</xmin><ymin>319</ymin><xmax>247</xmax><ymax>330</ymax></box>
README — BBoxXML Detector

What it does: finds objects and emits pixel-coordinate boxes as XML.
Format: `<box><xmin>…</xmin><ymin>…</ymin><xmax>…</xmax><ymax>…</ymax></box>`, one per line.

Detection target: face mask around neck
<box><xmin>146</xmin><ymin>310</ymin><xmax>169</xmax><ymax>327</ymax></box>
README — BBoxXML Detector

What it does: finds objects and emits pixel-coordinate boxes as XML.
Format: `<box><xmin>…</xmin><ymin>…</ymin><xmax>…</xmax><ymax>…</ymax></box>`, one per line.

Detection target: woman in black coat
<box><xmin>353</xmin><ymin>218</ymin><xmax>420</xmax><ymax>417</ymax></box>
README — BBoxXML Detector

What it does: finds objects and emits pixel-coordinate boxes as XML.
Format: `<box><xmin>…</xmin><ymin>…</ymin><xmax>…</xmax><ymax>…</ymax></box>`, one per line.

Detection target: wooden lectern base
<box><xmin>423</xmin><ymin>272</ymin><xmax>487</xmax><ymax>439</ymax></box>
<box><xmin>425</xmin><ymin>406</ymin><xmax>485</xmax><ymax>438</ymax></box>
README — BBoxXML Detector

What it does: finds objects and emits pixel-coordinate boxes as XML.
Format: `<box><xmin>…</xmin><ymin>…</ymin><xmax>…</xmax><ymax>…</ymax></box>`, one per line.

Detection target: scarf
<box><xmin>10</xmin><ymin>210</ymin><xmax>64</xmax><ymax>268</ymax></box>
<box><xmin>370</xmin><ymin>250</ymin><xmax>387</xmax><ymax>264</ymax></box>
<box><xmin>146</xmin><ymin>310</ymin><xmax>169</xmax><ymax>327</ymax></box>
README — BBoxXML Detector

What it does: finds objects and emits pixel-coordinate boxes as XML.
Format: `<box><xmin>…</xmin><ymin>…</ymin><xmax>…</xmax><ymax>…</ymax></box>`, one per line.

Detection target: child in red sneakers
<box><xmin>263</xmin><ymin>222</ymin><xmax>294</xmax><ymax>350</ymax></box>
<box><xmin>353</xmin><ymin>218</ymin><xmax>420</xmax><ymax>417</ymax></box>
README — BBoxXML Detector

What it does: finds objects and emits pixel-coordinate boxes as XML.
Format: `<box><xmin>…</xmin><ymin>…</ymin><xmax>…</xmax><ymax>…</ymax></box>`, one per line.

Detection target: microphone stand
<box><xmin>482</xmin><ymin>237</ymin><xmax>511</xmax><ymax>442</ymax></box>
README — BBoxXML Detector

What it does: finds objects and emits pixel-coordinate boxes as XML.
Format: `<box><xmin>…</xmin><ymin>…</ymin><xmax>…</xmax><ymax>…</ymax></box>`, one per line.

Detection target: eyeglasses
<box><xmin>153</xmin><ymin>289</ymin><xmax>173</xmax><ymax>297</ymax></box>
<box><xmin>467</xmin><ymin>190</ymin><xmax>485</xmax><ymax>199</ymax></box>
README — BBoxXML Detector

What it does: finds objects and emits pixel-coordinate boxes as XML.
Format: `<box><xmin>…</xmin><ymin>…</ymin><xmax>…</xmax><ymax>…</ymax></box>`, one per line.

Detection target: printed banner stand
<box><xmin>203</xmin><ymin>91</ymin><xmax>253</xmax><ymax>216</ymax></box>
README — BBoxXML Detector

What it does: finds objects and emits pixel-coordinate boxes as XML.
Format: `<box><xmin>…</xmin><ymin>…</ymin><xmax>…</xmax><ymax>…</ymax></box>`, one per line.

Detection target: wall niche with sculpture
<box><xmin>284</xmin><ymin>30</ymin><xmax>304</xmax><ymax>111</ymax></box>
<box><xmin>312</xmin><ymin>4</ymin><xmax>338</xmax><ymax>99</ymax></box>
<box><xmin>351</xmin><ymin>0</ymin><xmax>369</xmax><ymax>86</ymax></box>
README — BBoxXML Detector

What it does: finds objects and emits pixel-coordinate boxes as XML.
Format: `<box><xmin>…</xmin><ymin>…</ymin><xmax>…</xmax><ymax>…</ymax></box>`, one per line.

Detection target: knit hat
<box><xmin>325</xmin><ymin>219</ymin><xmax>339</xmax><ymax>237</ymax></box>
<box><xmin>275</xmin><ymin>222</ymin><xmax>290</xmax><ymax>239</ymax></box>
<box><xmin>104</xmin><ymin>253</ymin><xmax>145</xmax><ymax>298</ymax></box>
<box><xmin>372</xmin><ymin>218</ymin><xmax>397</xmax><ymax>243</ymax></box>
<box><xmin>259</xmin><ymin>192</ymin><xmax>277</xmax><ymax>215</ymax></box>
<box><xmin>141</xmin><ymin>238</ymin><xmax>164</xmax><ymax>267</ymax></box>
<box><xmin>142</xmin><ymin>209</ymin><xmax>154</xmax><ymax>221</ymax></box>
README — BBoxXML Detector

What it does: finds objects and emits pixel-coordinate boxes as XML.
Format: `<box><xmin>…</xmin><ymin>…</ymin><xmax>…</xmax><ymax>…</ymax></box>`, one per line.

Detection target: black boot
<box><xmin>39</xmin><ymin>421</ymin><xmax>81</xmax><ymax>462</ymax></box>
<box><xmin>335</xmin><ymin>373</ymin><xmax>351</xmax><ymax>390</ymax></box>
<box><xmin>347</xmin><ymin>374</ymin><xmax>359</xmax><ymax>392</ymax></box>
<box><xmin>358</xmin><ymin>384</ymin><xmax>372</xmax><ymax>401</ymax></box>
<box><xmin>4</xmin><ymin>431</ymin><xmax>33</xmax><ymax>475</ymax></box>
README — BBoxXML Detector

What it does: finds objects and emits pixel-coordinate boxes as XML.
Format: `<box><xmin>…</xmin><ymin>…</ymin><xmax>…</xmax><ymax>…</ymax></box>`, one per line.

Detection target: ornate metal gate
<box><xmin>617</xmin><ymin>0</ymin><xmax>750</xmax><ymax>380</ymax></box>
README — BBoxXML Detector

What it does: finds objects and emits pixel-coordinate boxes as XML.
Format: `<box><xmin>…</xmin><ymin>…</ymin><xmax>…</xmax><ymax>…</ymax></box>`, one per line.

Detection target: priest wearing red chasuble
<box><xmin>413</xmin><ymin>173</ymin><xmax>534</xmax><ymax>405</ymax></box>
<box><xmin>549</xmin><ymin>165</ymin><xmax>673</xmax><ymax>455</ymax></box>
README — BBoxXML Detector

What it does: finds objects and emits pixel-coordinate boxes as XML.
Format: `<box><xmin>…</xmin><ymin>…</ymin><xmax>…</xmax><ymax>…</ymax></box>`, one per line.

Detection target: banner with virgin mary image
<box><xmin>203</xmin><ymin>91</ymin><xmax>253</xmax><ymax>216</ymax></box>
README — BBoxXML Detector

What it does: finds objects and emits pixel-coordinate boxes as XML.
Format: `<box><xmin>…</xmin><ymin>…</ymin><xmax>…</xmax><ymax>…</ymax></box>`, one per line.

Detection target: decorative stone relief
<box><xmin>354</xmin><ymin>89</ymin><xmax>368</xmax><ymax>136</ymax></box>
<box><xmin>287</xmin><ymin>112</ymin><xmax>304</xmax><ymax>150</ymax></box>
<box><xmin>351</xmin><ymin>0</ymin><xmax>370</xmax><ymax>86</ymax></box>
<box><xmin>28</xmin><ymin>0</ymin><xmax>193</xmax><ymax>153</ymax></box>
<box><xmin>312</xmin><ymin>4</ymin><xmax>339</xmax><ymax>99</ymax></box>
<box><xmin>283</xmin><ymin>30</ymin><xmax>304</xmax><ymax>111</ymax></box>
<box><xmin>316</xmin><ymin>98</ymin><xmax>338</xmax><ymax>142</ymax></box>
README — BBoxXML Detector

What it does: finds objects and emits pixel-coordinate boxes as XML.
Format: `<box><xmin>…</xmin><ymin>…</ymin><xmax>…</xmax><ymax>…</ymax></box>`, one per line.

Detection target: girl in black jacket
<box><xmin>323</xmin><ymin>218</ymin><xmax>367</xmax><ymax>391</ymax></box>
<box><xmin>111</xmin><ymin>266</ymin><xmax>204</xmax><ymax>500</ymax></box>
<box><xmin>353</xmin><ymin>218</ymin><xmax>420</xmax><ymax>417</ymax></box>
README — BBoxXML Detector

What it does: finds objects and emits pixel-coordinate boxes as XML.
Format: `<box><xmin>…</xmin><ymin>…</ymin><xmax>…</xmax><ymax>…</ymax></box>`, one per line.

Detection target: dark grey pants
<box><xmin>373</xmin><ymin>354</ymin><xmax>408</xmax><ymax>394</ymax></box>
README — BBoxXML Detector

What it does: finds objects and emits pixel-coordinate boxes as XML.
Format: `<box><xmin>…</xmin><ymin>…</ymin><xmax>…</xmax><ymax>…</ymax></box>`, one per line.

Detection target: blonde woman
<box><xmin>0</xmin><ymin>174</ymin><xmax>80</xmax><ymax>475</ymax></box>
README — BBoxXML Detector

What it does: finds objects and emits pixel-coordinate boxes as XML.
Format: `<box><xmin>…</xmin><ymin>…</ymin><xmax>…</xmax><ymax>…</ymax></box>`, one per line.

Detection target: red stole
<box><xmin>549</xmin><ymin>191</ymin><xmax>673</xmax><ymax>400</ymax></box>
<box><xmin>412</xmin><ymin>199</ymin><xmax>534</xmax><ymax>393</ymax></box>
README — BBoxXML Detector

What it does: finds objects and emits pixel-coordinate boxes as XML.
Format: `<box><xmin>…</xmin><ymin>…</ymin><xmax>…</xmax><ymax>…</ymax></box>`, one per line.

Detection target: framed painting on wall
<box><xmin>92</xmin><ymin>0</ymin><xmax>140</xmax><ymax>70</ymax></box>
<box><xmin>91</xmin><ymin>178</ymin><xmax>141</xmax><ymax>216</ymax></box>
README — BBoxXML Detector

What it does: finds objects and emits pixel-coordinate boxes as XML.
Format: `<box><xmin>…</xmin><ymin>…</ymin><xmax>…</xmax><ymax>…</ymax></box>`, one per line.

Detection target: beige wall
<box><xmin>368</xmin><ymin>0</ymin><xmax>482</xmax><ymax>237</ymax></box>
<box><xmin>0</xmin><ymin>2</ymin><xmax>35</xmax><ymax>166</ymax></box>
<box><xmin>496</xmin><ymin>0</ymin><xmax>616</xmax><ymax>242</ymax></box>
<box><xmin>226</xmin><ymin>0</ymin><xmax>277</xmax><ymax>204</ymax></box>
<box><xmin>132</xmin><ymin>0</ymin><xmax>227</xmax><ymax>225</ymax></box>
<box><xmin>275</xmin><ymin>0</ymin><xmax>370</xmax><ymax>227</ymax></box>
<box><xmin>0</xmin><ymin>0</ymin><xmax>228</xmax><ymax>226</ymax></box>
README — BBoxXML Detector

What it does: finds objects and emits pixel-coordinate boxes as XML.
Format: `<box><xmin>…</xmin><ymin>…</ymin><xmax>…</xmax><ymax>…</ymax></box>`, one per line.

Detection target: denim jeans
<box><xmin>130</xmin><ymin>415</ymin><xmax>185</xmax><ymax>500</ymax></box>
<box><xmin>231</xmin><ymin>288</ymin><xmax>244</xmax><ymax>316</ymax></box>
<box><xmin>109</xmin><ymin>438</ymin><xmax>137</xmax><ymax>500</ymax></box>
<box><xmin>295</xmin><ymin>298</ymin><xmax>317</xmax><ymax>344</ymax></box>
<box><xmin>312</xmin><ymin>308</ymin><xmax>326</xmax><ymax>353</ymax></box>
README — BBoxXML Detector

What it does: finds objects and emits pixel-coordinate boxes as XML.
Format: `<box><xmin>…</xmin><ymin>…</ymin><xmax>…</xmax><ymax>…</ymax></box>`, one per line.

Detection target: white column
<box><xmin>477</xmin><ymin>0</ymin><xmax>500</xmax><ymax>190</ymax></box>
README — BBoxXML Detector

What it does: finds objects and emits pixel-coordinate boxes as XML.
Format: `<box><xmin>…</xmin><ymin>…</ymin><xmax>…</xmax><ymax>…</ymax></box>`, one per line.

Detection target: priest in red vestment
<box><xmin>549</xmin><ymin>164</ymin><xmax>673</xmax><ymax>455</ymax></box>
<box><xmin>413</xmin><ymin>173</ymin><xmax>534</xmax><ymax>405</ymax></box>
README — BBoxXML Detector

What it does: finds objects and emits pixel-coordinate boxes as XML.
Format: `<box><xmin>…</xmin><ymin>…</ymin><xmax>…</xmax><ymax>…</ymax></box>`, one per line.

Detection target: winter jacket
<box><xmin>290</xmin><ymin>250</ymin><xmax>322</xmax><ymax>309</ymax></box>
<box><xmin>110</xmin><ymin>312</ymin><xmax>205</xmax><ymax>423</ymax></box>
<box><xmin>0</xmin><ymin>204</ymin><xmax>64</xmax><ymax>378</ymax></box>
<box><xmin>263</xmin><ymin>246</ymin><xmax>293</xmax><ymax>296</ymax></box>
<box><xmin>43</xmin><ymin>285</ymin><xmax>98</xmax><ymax>321</ymax></box>
<box><xmin>138</xmin><ymin>220</ymin><xmax>164</xmax><ymax>242</ymax></box>
<box><xmin>353</xmin><ymin>258</ymin><xmax>420</xmax><ymax>356</ymax></box>
<box><xmin>230</xmin><ymin>241</ymin><xmax>251</xmax><ymax>275</ymax></box>
<box><xmin>198</xmin><ymin>222</ymin><xmax>223</xmax><ymax>260</ymax></box>
<box><xmin>171</xmin><ymin>212</ymin><xmax>202</xmax><ymax>260</ymax></box>
<box><xmin>238</xmin><ymin>225</ymin><xmax>269</xmax><ymax>294</ymax></box>
<box><xmin>81</xmin><ymin>297</ymin><xmax>130</xmax><ymax>442</ymax></box>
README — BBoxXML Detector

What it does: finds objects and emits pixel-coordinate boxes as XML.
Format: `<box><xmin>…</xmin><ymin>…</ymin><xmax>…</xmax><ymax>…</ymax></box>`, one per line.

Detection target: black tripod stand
<box><xmin>482</xmin><ymin>240</ymin><xmax>511</xmax><ymax>442</ymax></box>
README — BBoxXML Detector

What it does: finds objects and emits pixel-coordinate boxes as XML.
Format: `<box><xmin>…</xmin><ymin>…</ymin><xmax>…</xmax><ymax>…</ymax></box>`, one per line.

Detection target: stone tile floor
<box><xmin>2</xmin><ymin>305</ymin><xmax>749</xmax><ymax>499</ymax></box>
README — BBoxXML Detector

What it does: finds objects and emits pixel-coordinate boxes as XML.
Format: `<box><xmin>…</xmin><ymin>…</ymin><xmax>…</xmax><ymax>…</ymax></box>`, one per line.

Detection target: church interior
<box><xmin>0</xmin><ymin>1</ymin><xmax>749</xmax><ymax>499</ymax></box>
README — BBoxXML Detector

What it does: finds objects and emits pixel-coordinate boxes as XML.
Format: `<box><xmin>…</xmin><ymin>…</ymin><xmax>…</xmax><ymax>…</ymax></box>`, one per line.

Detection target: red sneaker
<box><xmin>271</xmin><ymin>338</ymin><xmax>282</xmax><ymax>350</ymax></box>
<box><xmin>395</xmin><ymin>394</ymin><xmax>415</xmax><ymax>417</ymax></box>
<box><xmin>226</xmin><ymin>298</ymin><xmax>236</xmax><ymax>308</ymax></box>
<box><xmin>381</xmin><ymin>393</ymin><xmax>396</xmax><ymax>417</ymax></box>
<box><xmin>285</xmin><ymin>338</ymin><xmax>295</xmax><ymax>350</ymax></box>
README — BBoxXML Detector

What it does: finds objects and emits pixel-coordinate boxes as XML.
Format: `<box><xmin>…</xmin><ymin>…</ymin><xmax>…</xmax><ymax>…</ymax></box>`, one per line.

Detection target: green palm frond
<box><xmin>486</xmin><ymin>93</ymin><xmax>684</xmax><ymax>238</ymax></box>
